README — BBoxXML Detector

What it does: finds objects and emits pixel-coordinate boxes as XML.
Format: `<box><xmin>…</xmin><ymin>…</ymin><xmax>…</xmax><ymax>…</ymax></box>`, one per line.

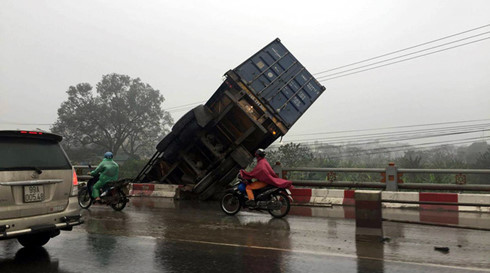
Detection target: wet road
<box><xmin>1</xmin><ymin>198</ymin><xmax>489</xmax><ymax>273</ymax></box>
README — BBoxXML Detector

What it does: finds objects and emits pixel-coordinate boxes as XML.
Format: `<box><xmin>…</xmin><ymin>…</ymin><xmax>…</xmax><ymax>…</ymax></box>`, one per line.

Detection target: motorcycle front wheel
<box><xmin>221</xmin><ymin>193</ymin><xmax>241</xmax><ymax>216</ymax></box>
<box><xmin>110</xmin><ymin>190</ymin><xmax>127</xmax><ymax>211</ymax></box>
<box><xmin>78</xmin><ymin>186</ymin><xmax>92</xmax><ymax>209</ymax></box>
<box><xmin>268</xmin><ymin>192</ymin><xmax>290</xmax><ymax>218</ymax></box>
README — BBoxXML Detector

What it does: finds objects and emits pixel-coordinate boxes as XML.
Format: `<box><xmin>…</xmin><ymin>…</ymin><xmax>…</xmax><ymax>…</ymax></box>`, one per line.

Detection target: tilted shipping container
<box><xmin>134</xmin><ymin>38</ymin><xmax>326</xmax><ymax>199</ymax></box>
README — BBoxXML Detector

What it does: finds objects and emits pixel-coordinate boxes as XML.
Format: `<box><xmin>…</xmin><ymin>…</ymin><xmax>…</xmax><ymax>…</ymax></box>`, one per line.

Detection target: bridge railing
<box><xmin>73</xmin><ymin>165</ymin><xmax>94</xmax><ymax>181</ymax></box>
<box><xmin>275</xmin><ymin>162</ymin><xmax>490</xmax><ymax>192</ymax></box>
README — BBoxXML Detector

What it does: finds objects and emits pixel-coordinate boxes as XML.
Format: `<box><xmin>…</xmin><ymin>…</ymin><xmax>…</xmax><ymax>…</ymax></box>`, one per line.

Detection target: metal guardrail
<box><xmin>73</xmin><ymin>165</ymin><xmax>93</xmax><ymax>181</ymax></box>
<box><xmin>278</xmin><ymin>163</ymin><xmax>490</xmax><ymax>192</ymax></box>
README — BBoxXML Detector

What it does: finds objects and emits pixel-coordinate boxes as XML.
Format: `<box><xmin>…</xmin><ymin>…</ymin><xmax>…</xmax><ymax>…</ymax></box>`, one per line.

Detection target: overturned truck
<box><xmin>134</xmin><ymin>38</ymin><xmax>326</xmax><ymax>199</ymax></box>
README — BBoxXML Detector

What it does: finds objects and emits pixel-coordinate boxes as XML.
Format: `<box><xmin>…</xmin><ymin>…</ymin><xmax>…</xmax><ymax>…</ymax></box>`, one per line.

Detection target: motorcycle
<box><xmin>77</xmin><ymin>174</ymin><xmax>130</xmax><ymax>211</ymax></box>
<box><xmin>220</xmin><ymin>175</ymin><xmax>293</xmax><ymax>218</ymax></box>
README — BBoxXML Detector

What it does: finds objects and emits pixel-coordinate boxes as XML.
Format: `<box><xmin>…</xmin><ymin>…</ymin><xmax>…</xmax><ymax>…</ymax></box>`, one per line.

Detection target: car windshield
<box><xmin>0</xmin><ymin>137</ymin><xmax>71</xmax><ymax>171</ymax></box>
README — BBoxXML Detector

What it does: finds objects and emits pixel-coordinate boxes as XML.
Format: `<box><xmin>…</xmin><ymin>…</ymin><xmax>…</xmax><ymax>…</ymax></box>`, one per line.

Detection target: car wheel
<box><xmin>17</xmin><ymin>232</ymin><xmax>52</xmax><ymax>247</ymax></box>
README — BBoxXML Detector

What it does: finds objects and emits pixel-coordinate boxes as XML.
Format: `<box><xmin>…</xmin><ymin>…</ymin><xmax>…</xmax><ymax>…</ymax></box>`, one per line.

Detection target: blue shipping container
<box><xmin>234</xmin><ymin>38</ymin><xmax>326</xmax><ymax>128</ymax></box>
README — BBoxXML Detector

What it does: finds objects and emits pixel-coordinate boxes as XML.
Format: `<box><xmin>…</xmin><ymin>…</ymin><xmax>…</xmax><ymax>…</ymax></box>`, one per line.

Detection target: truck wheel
<box><xmin>217</xmin><ymin>166</ymin><xmax>240</xmax><ymax>186</ymax></box>
<box><xmin>156</xmin><ymin>132</ymin><xmax>176</xmax><ymax>152</ymax></box>
<box><xmin>199</xmin><ymin>182</ymin><xmax>224</xmax><ymax>200</ymax></box>
<box><xmin>172</xmin><ymin>109</ymin><xmax>195</xmax><ymax>135</ymax></box>
<box><xmin>163</xmin><ymin>140</ymin><xmax>181</xmax><ymax>163</ymax></box>
<box><xmin>179</xmin><ymin>120</ymin><xmax>201</xmax><ymax>145</ymax></box>
<box><xmin>193</xmin><ymin>105</ymin><xmax>213</xmax><ymax>127</ymax></box>
<box><xmin>214</xmin><ymin>158</ymin><xmax>235</xmax><ymax>177</ymax></box>
<box><xmin>193</xmin><ymin>172</ymin><xmax>215</xmax><ymax>194</ymax></box>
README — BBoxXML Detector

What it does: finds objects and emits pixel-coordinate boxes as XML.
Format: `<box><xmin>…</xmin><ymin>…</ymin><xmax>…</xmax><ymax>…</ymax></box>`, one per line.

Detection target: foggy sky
<box><xmin>1</xmin><ymin>0</ymin><xmax>489</xmax><ymax>145</ymax></box>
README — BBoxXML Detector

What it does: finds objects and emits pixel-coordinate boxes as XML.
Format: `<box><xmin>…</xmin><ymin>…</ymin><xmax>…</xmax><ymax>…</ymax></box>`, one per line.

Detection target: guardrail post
<box><xmin>385</xmin><ymin>162</ymin><xmax>399</xmax><ymax>191</ymax></box>
<box><xmin>355</xmin><ymin>190</ymin><xmax>383</xmax><ymax>240</ymax></box>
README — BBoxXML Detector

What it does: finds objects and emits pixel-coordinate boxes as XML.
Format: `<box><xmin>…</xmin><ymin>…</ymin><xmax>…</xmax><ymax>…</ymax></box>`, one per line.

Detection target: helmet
<box><xmin>255</xmin><ymin>148</ymin><xmax>266</xmax><ymax>158</ymax></box>
<box><xmin>104</xmin><ymin>152</ymin><xmax>113</xmax><ymax>159</ymax></box>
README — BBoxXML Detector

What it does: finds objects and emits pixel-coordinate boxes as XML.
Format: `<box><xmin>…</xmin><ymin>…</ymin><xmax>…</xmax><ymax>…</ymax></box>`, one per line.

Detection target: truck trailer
<box><xmin>134</xmin><ymin>38</ymin><xmax>326</xmax><ymax>199</ymax></box>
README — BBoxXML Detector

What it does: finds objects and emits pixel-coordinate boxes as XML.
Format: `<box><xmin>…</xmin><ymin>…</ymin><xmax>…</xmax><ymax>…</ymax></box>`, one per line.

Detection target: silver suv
<box><xmin>0</xmin><ymin>130</ymin><xmax>83</xmax><ymax>247</ymax></box>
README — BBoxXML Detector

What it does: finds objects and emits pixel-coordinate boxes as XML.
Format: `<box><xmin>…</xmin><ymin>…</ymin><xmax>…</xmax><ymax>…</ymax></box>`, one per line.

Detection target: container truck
<box><xmin>134</xmin><ymin>38</ymin><xmax>326</xmax><ymax>199</ymax></box>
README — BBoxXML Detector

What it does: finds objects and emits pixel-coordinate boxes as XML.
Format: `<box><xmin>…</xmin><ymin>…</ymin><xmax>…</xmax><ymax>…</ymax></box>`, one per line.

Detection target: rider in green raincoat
<box><xmin>90</xmin><ymin>152</ymin><xmax>119</xmax><ymax>201</ymax></box>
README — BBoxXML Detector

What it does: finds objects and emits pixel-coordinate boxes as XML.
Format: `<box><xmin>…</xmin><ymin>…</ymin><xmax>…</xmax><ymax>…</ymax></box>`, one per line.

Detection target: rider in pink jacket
<box><xmin>240</xmin><ymin>149</ymin><xmax>292</xmax><ymax>206</ymax></box>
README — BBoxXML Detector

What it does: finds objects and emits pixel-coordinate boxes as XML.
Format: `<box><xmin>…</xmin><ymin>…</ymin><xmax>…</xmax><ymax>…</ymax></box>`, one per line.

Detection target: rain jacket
<box><xmin>90</xmin><ymin>158</ymin><xmax>119</xmax><ymax>184</ymax></box>
<box><xmin>240</xmin><ymin>157</ymin><xmax>292</xmax><ymax>189</ymax></box>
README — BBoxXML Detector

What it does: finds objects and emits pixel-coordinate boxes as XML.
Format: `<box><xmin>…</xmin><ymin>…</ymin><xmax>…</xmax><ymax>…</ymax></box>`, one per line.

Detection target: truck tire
<box><xmin>217</xmin><ymin>166</ymin><xmax>240</xmax><ymax>186</ymax></box>
<box><xmin>214</xmin><ymin>158</ymin><xmax>235</xmax><ymax>178</ymax></box>
<box><xmin>199</xmin><ymin>182</ymin><xmax>225</xmax><ymax>201</ymax></box>
<box><xmin>172</xmin><ymin>105</ymin><xmax>212</xmax><ymax>135</ymax></box>
<box><xmin>179</xmin><ymin>120</ymin><xmax>201</xmax><ymax>145</ymax></box>
<box><xmin>162</xmin><ymin>140</ymin><xmax>181</xmax><ymax>163</ymax></box>
<box><xmin>172</xmin><ymin>109</ymin><xmax>195</xmax><ymax>135</ymax></box>
<box><xmin>193</xmin><ymin>172</ymin><xmax>215</xmax><ymax>194</ymax></box>
<box><xmin>193</xmin><ymin>105</ymin><xmax>213</xmax><ymax>128</ymax></box>
<box><xmin>193</xmin><ymin>158</ymin><xmax>235</xmax><ymax>194</ymax></box>
<box><xmin>156</xmin><ymin>132</ymin><xmax>176</xmax><ymax>152</ymax></box>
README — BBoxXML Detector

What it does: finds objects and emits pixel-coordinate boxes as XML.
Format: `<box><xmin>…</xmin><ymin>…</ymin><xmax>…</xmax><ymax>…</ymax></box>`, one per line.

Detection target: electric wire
<box><xmin>314</xmin><ymin>23</ymin><xmax>490</xmax><ymax>75</ymax></box>
<box><xmin>316</xmin><ymin>31</ymin><xmax>490</xmax><ymax>80</ymax></box>
<box><xmin>282</xmin><ymin>123</ymin><xmax>490</xmax><ymax>144</ymax></box>
<box><xmin>322</xmin><ymin>136</ymin><xmax>490</xmax><ymax>160</ymax></box>
<box><xmin>318</xmin><ymin>36</ymin><xmax>490</xmax><ymax>82</ymax></box>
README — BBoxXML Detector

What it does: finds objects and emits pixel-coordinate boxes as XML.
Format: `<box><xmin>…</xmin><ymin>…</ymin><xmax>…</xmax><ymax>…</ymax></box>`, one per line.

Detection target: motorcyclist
<box><xmin>90</xmin><ymin>152</ymin><xmax>119</xmax><ymax>202</ymax></box>
<box><xmin>240</xmin><ymin>148</ymin><xmax>292</xmax><ymax>207</ymax></box>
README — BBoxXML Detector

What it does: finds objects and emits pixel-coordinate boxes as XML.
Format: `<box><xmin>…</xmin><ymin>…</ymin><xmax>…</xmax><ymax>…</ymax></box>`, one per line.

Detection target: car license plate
<box><xmin>24</xmin><ymin>185</ymin><xmax>45</xmax><ymax>203</ymax></box>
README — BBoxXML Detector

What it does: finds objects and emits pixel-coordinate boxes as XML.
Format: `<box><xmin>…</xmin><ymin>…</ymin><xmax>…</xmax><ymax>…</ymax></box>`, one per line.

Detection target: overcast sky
<box><xmin>1</xmin><ymin>0</ymin><xmax>489</xmax><ymax>146</ymax></box>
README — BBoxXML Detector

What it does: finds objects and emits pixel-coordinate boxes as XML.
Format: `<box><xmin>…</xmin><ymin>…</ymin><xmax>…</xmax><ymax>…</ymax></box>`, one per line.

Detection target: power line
<box><xmin>271</xmin><ymin>127</ymin><xmax>490</xmax><ymax>150</ymax></box>
<box><xmin>316</xmin><ymin>31</ymin><xmax>490</xmax><ymax>80</ymax></box>
<box><xmin>318</xmin><ymin>36</ymin><xmax>490</xmax><ymax>82</ymax></box>
<box><xmin>322</xmin><ymin>136</ymin><xmax>490</xmax><ymax>160</ymax></box>
<box><xmin>288</xmin><ymin>123</ymin><xmax>490</xmax><ymax>142</ymax></box>
<box><xmin>123</xmin><ymin>25</ymin><xmax>490</xmax><ymax>115</ymax></box>
<box><xmin>313</xmin><ymin>23</ymin><xmax>490</xmax><ymax>76</ymax></box>
<box><xmin>165</xmin><ymin>100</ymin><xmax>206</xmax><ymax>111</ymax></box>
<box><xmin>272</xmin><ymin>136</ymin><xmax>490</xmax><ymax>160</ymax></box>
<box><xmin>284</xmin><ymin>119</ymin><xmax>490</xmax><ymax>138</ymax></box>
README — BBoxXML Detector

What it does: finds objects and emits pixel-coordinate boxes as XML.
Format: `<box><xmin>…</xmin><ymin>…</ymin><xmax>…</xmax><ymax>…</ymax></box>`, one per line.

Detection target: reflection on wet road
<box><xmin>1</xmin><ymin>198</ymin><xmax>489</xmax><ymax>273</ymax></box>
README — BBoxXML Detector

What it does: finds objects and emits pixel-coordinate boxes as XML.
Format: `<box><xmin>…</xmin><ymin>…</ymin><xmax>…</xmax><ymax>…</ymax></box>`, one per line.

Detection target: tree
<box><xmin>268</xmin><ymin>143</ymin><xmax>313</xmax><ymax>168</ymax></box>
<box><xmin>464</xmin><ymin>141</ymin><xmax>490</xmax><ymax>165</ymax></box>
<box><xmin>51</xmin><ymin>74</ymin><xmax>173</xmax><ymax>161</ymax></box>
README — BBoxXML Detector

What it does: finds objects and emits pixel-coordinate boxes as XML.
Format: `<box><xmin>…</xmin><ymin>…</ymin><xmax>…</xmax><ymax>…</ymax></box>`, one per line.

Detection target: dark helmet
<box><xmin>255</xmin><ymin>148</ymin><xmax>266</xmax><ymax>158</ymax></box>
<box><xmin>104</xmin><ymin>152</ymin><xmax>114</xmax><ymax>159</ymax></box>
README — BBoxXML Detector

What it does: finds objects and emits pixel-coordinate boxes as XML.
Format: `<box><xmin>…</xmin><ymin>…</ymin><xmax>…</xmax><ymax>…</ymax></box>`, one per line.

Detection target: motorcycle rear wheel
<box><xmin>110</xmin><ymin>190</ymin><xmax>127</xmax><ymax>211</ymax></box>
<box><xmin>78</xmin><ymin>187</ymin><xmax>92</xmax><ymax>209</ymax></box>
<box><xmin>268</xmin><ymin>193</ymin><xmax>290</xmax><ymax>218</ymax></box>
<box><xmin>221</xmin><ymin>193</ymin><xmax>241</xmax><ymax>216</ymax></box>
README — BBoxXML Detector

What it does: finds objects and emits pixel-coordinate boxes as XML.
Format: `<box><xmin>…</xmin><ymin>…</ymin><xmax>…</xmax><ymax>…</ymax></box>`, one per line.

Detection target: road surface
<box><xmin>1</xmin><ymin>198</ymin><xmax>489</xmax><ymax>272</ymax></box>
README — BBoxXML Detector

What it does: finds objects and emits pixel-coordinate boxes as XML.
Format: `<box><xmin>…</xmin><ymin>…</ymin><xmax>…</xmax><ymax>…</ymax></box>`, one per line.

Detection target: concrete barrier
<box><xmin>355</xmin><ymin>190</ymin><xmax>383</xmax><ymax>239</ymax></box>
<box><xmin>130</xmin><ymin>183</ymin><xmax>178</xmax><ymax>198</ymax></box>
<box><xmin>127</xmin><ymin>183</ymin><xmax>490</xmax><ymax>213</ymax></box>
<box><xmin>289</xmin><ymin>186</ymin><xmax>490</xmax><ymax>212</ymax></box>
